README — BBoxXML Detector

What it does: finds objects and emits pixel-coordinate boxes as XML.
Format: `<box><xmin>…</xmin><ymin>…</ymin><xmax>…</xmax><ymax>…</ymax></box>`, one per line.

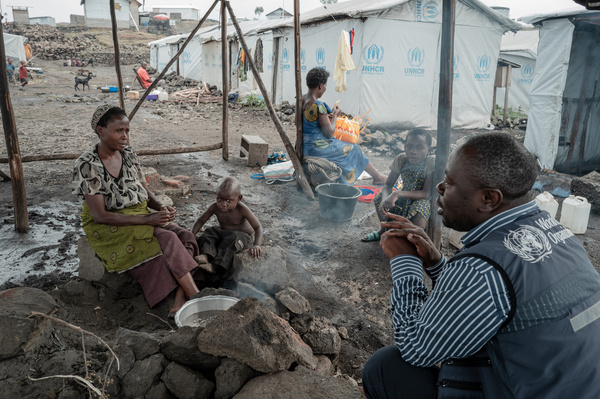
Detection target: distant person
<box><xmin>302</xmin><ymin>67</ymin><xmax>386</xmax><ymax>185</ymax></box>
<box><xmin>18</xmin><ymin>60</ymin><xmax>28</xmax><ymax>91</ymax></box>
<box><xmin>75</xmin><ymin>58</ymin><xmax>82</xmax><ymax>67</ymax></box>
<box><xmin>191</xmin><ymin>177</ymin><xmax>263</xmax><ymax>274</ymax></box>
<box><xmin>362</xmin><ymin>129</ymin><xmax>435</xmax><ymax>242</ymax></box>
<box><xmin>6</xmin><ymin>58</ymin><xmax>16</xmax><ymax>86</ymax></box>
<box><xmin>24</xmin><ymin>40</ymin><xmax>32</xmax><ymax>60</ymax></box>
<box><xmin>362</xmin><ymin>133</ymin><xmax>600</xmax><ymax>398</ymax></box>
<box><xmin>137</xmin><ymin>62</ymin><xmax>164</xmax><ymax>89</ymax></box>
<box><xmin>84</xmin><ymin>57</ymin><xmax>95</xmax><ymax>68</ymax></box>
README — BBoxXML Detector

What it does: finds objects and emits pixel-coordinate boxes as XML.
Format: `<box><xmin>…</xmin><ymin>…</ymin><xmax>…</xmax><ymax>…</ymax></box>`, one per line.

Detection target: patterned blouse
<box><xmin>73</xmin><ymin>146</ymin><xmax>148</xmax><ymax>211</ymax></box>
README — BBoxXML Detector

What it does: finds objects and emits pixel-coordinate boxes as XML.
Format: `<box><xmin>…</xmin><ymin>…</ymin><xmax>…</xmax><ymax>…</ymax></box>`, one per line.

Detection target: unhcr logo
<box><xmin>183</xmin><ymin>51</ymin><xmax>191</xmax><ymax>64</ymax></box>
<box><xmin>518</xmin><ymin>63</ymin><xmax>534</xmax><ymax>85</ymax></box>
<box><xmin>282</xmin><ymin>48</ymin><xmax>290</xmax><ymax>71</ymax></box>
<box><xmin>267</xmin><ymin>52</ymin><xmax>274</xmax><ymax>70</ymax></box>
<box><xmin>361</xmin><ymin>44</ymin><xmax>385</xmax><ymax>74</ymax></box>
<box><xmin>316</xmin><ymin>47</ymin><xmax>326</xmax><ymax>67</ymax></box>
<box><xmin>415</xmin><ymin>0</ymin><xmax>440</xmax><ymax>22</ymax></box>
<box><xmin>204</xmin><ymin>53</ymin><xmax>209</xmax><ymax>67</ymax></box>
<box><xmin>453</xmin><ymin>55</ymin><xmax>460</xmax><ymax>79</ymax></box>
<box><xmin>405</xmin><ymin>47</ymin><xmax>425</xmax><ymax>77</ymax></box>
<box><xmin>474</xmin><ymin>54</ymin><xmax>491</xmax><ymax>81</ymax></box>
<box><xmin>211</xmin><ymin>54</ymin><xmax>216</xmax><ymax>68</ymax></box>
<box><xmin>300</xmin><ymin>48</ymin><xmax>306</xmax><ymax>71</ymax></box>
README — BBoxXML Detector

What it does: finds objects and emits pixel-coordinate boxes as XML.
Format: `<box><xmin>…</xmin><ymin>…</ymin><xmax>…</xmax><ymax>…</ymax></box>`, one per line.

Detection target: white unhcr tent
<box><xmin>148</xmin><ymin>0</ymin><xmax>520</xmax><ymax>129</ymax></box>
<box><xmin>4</xmin><ymin>33</ymin><xmax>27</xmax><ymax>63</ymax></box>
<box><xmin>522</xmin><ymin>9</ymin><xmax>600</xmax><ymax>173</ymax></box>
<box><xmin>261</xmin><ymin>0</ymin><xmax>520</xmax><ymax>129</ymax></box>
<box><xmin>495</xmin><ymin>28</ymin><xmax>539</xmax><ymax>115</ymax></box>
<box><xmin>149</xmin><ymin>25</ymin><xmax>219</xmax><ymax>81</ymax></box>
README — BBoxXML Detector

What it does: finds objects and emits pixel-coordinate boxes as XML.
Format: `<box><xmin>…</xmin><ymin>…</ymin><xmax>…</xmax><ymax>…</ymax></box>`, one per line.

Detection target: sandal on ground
<box><xmin>361</xmin><ymin>231</ymin><xmax>380</xmax><ymax>242</ymax></box>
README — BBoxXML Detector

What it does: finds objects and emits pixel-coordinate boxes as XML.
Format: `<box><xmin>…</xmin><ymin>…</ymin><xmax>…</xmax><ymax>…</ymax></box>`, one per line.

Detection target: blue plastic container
<box><xmin>108</xmin><ymin>86</ymin><xmax>118</xmax><ymax>92</ymax></box>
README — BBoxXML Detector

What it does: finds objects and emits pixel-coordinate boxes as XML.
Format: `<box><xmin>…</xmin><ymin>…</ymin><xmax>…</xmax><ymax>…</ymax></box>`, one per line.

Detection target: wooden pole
<box><xmin>221</xmin><ymin>0</ymin><xmax>229</xmax><ymax>161</ymax></box>
<box><xmin>225</xmin><ymin>2</ymin><xmax>315</xmax><ymax>200</ymax></box>
<box><xmin>492</xmin><ymin>87</ymin><xmax>497</xmax><ymax>116</ymax></box>
<box><xmin>430</xmin><ymin>0</ymin><xmax>456</xmax><ymax>249</ymax></box>
<box><xmin>0</xmin><ymin>143</ymin><xmax>223</xmax><ymax>164</ymax></box>
<box><xmin>109</xmin><ymin>0</ymin><xmax>126</xmax><ymax>112</ymax></box>
<box><xmin>128</xmin><ymin>0</ymin><xmax>220</xmax><ymax>121</ymax></box>
<box><xmin>502</xmin><ymin>66</ymin><xmax>511</xmax><ymax>124</ymax></box>
<box><xmin>0</xmin><ymin>19</ymin><xmax>29</xmax><ymax>232</ymax></box>
<box><xmin>294</xmin><ymin>0</ymin><xmax>303</xmax><ymax>161</ymax></box>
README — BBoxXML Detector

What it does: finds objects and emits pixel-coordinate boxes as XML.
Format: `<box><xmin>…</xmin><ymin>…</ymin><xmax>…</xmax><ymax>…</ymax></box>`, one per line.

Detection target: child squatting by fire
<box><xmin>191</xmin><ymin>177</ymin><xmax>263</xmax><ymax>274</ymax></box>
<box><xmin>362</xmin><ymin>128</ymin><xmax>435</xmax><ymax>242</ymax></box>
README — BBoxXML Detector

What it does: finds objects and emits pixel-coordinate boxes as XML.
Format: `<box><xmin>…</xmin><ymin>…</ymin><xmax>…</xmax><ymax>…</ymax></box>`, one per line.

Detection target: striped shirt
<box><xmin>390</xmin><ymin>200</ymin><xmax>539</xmax><ymax>367</ymax></box>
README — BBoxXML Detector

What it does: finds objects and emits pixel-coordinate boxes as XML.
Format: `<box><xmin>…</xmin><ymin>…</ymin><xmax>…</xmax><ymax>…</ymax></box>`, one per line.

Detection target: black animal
<box><xmin>74</xmin><ymin>72</ymin><xmax>94</xmax><ymax>91</ymax></box>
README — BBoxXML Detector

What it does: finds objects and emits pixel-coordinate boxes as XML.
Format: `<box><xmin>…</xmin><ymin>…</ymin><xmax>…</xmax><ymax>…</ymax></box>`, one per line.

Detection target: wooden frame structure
<box><xmin>1</xmin><ymin>0</ymin><xmax>455</xmax><ymax>244</ymax></box>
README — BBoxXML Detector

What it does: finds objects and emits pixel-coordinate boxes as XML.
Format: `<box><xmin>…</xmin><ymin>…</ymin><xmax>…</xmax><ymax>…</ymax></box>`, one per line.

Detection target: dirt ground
<box><xmin>2</xmin><ymin>58</ymin><xmax>600</xmax><ymax>391</ymax></box>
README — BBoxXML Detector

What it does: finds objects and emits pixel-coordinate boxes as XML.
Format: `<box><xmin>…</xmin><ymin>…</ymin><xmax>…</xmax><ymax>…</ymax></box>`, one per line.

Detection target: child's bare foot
<box><xmin>194</xmin><ymin>254</ymin><xmax>209</xmax><ymax>264</ymax></box>
<box><xmin>198</xmin><ymin>262</ymin><xmax>218</xmax><ymax>274</ymax></box>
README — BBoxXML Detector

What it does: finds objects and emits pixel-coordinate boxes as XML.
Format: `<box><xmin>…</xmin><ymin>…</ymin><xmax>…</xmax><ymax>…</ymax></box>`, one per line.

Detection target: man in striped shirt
<box><xmin>362</xmin><ymin>133</ymin><xmax>600</xmax><ymax>398</ymax></box>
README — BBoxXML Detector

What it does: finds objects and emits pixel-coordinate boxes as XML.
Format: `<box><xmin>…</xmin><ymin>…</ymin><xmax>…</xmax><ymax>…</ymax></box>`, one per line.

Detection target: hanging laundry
<box><xmin>237</xmin><ymin>48</ymin><xmax>247</xmax><ymax>82</ymax></box>
<box><xmin>349</xmin><ymin>28</ymin><xmax>355</xmax><ymax>54</ymax></box>
<box><xmin>254</xmin><ymin>37</ymin><xmax>264</xmax><ymax>73</ymax></box>
<box><xmin>334</xmin><ymin>30</ymin><xmax>356</xmax><ymax>93</ymax></box>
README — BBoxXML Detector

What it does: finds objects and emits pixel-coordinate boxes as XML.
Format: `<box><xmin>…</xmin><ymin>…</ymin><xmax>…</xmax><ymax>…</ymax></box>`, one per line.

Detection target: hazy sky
<box><xmin>4</xmin><ymin>0</ymin><xmax>585</xmax><ymax>23</ymax></box>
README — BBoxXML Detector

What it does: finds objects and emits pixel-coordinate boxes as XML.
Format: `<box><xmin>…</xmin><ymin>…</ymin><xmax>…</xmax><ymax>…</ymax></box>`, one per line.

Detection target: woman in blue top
<box><xmin>302</xmin><ymin>67</ymin><xmax>387</xmax><ymax>185</ymax></box>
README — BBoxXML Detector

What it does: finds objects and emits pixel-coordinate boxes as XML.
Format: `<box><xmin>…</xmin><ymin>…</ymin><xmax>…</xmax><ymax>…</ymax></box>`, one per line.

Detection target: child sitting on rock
<box><xmin>362</xmin><ymin>128</ymin><xmax>435</xmax><ymax>241</ymax></box>
<box><xmin>192</xmin><ymin>177</ymin><xmax>263</xmax><ymax>274</ymax></box>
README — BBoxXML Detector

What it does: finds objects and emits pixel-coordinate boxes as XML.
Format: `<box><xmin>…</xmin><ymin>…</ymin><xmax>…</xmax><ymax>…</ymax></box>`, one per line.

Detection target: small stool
<box><xmin>240</xmin><ymin>135</ymin><xmax>268</xmax><ymax>166</ymax></box>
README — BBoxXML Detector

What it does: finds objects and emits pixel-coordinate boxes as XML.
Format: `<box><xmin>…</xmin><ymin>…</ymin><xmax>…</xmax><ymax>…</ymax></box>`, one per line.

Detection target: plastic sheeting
<box><xmin>4</xmin><ymin>33</ymin><xmax>27</xmax><ymax>62</ymax></box>
<box><xmin>273</xmin><ymin>0</ymin><xmax>509</xmax><ymax>129</ymax></box>
<box><xmin>524</xmin><ymin>19</ymin><xmax>574</xmax><ymax>170</ymax></box>
<box><xmin>554</xmin><ymin>28</ymin><xmax>600</xmax><ymax>172</ymax></box>
<box><xmin>495</xmin><ymin>54</ymin><xmax>536</xmax><ymax>114</ymax></box>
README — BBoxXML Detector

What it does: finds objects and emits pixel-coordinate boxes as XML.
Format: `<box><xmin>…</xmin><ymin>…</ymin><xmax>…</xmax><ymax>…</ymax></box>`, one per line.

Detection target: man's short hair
<box><xmin>460</xmin><ymin>133</ymin><xmax>538</xmax><ymax>200</ymax></box>
<box><xmin>306</xmin><ymin>67</ymin><xmax>330</xmax><ymax>89</ymax></box>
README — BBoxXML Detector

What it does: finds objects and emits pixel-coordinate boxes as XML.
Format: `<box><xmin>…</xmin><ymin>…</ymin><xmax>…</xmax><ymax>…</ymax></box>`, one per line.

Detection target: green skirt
<box><xmin>81</xmin><ymin>200</ymin><xmax>162</xmax><ymax>273</ymax></box>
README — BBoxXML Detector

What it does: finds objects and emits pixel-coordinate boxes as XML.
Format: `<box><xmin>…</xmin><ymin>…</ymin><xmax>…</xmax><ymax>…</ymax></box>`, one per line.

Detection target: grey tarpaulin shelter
<box><xmin>522</xmin><ymin>9</ymin><xmax>600</xmax><ymax>173</ymax></box>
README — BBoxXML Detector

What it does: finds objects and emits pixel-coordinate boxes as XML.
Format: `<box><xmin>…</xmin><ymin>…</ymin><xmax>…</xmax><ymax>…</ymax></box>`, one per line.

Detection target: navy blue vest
<box><xmin>437</xmin><ymin>209</ymin><xmax>600</xmax><ymax>398</ymax></box>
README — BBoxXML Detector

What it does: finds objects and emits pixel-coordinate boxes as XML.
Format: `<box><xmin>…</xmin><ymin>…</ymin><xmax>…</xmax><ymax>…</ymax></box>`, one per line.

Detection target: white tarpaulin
<box><xmin>148</xmin><ymin>0</ymin><xmax>519</xmax><ymax>129</ymax></box>
<box><xmin>4</xmin><ymin>33</ymin><xmax>27</xmax><ymax>62</ymax></box>
<box><xmin>523</xmin><ymin>18</ymin><xmax>574</xmax><ymax>170</ymax></box>
<box><xmin>495</xmin><ymin>29</ymin><xmax>539</xmax><ymax>115</ymax></box>
<box><xmin>270</xmin><ymin>0</ymin><xmax>518</xmax><ymax>129</ymax></box>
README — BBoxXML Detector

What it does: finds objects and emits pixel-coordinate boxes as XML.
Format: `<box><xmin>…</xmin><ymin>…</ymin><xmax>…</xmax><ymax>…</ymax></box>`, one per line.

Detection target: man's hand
<box><xmin>381</xmin><ymin>213</ymin><xmax>442</xmax><ymax>267</ymax></box>
<box><xmin>380</xmin><ymin>232</ymin><xmax>418</xmax><ymax>259</ymax></box>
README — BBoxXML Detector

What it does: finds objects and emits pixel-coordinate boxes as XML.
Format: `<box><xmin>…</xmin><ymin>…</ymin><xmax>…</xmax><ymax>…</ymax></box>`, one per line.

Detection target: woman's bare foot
<box><xmin>194</xmin><ymin>254</ymin><xmax>209</xmax><ymax>264</ymax></box>
<box><xmin>169</xmin><ymin>287</ymin><xmax>187</xmax><ymax>315</ymax></box>
<box><xmin>198</xmin><ymin>263</ymin><xmax>218</xmax><ymax>274</ymax></box>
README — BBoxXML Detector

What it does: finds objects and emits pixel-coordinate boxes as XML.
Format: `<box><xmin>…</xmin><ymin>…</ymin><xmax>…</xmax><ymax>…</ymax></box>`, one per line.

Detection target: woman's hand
<box><xmin>381</xmin><ymin>213</ymin><xmax>441</xmax><ymax>267</ymax></box>
<box><xmin>332</xmin><ymin>104</ymin><xmax>342</xmax><ymax>118</ymax></box>
<box><xmin>145</xmin><ymin>208</ymin><xmax>175</xmax><ymax>226</ymax></box>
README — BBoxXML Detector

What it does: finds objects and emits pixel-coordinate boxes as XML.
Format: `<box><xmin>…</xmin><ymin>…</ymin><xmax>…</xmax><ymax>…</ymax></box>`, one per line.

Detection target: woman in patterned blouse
<box><xmin>73</xmin><ymin>104</ymin><xmax>203</xmax><ymax>315</ymax></box>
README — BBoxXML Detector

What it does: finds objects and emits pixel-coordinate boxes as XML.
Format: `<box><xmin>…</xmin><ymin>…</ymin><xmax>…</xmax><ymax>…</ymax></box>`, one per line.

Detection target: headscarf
<box><xmin>91</xmin><ymin>104</ymin><xmax>119</xmax><ymax>133</ymax></box>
